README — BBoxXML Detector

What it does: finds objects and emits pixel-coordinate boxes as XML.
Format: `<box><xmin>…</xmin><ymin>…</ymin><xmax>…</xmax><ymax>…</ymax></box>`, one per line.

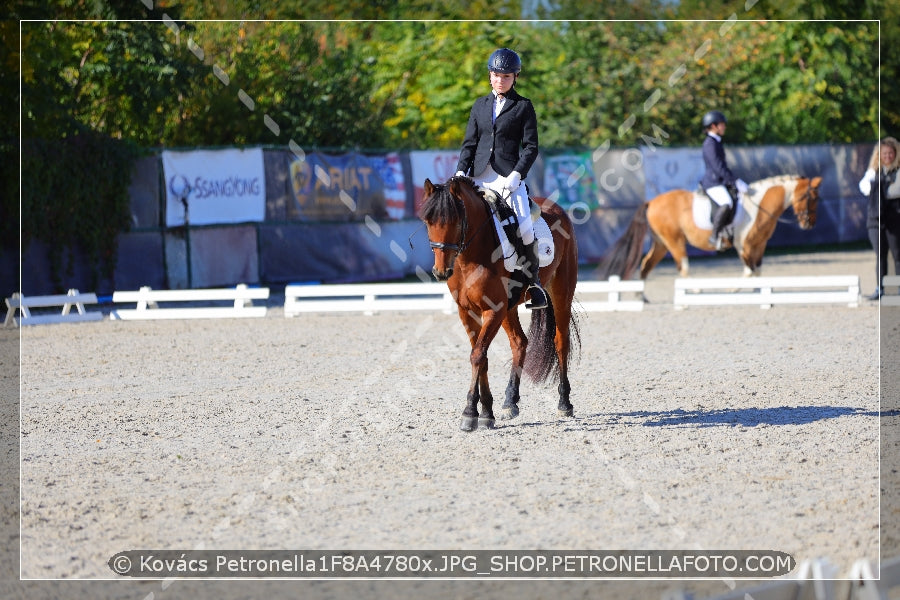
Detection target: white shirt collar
<box><xmin>707</xmin><ymin>132</ymin><xmax>722</xmax><ymax>142</ymax></box>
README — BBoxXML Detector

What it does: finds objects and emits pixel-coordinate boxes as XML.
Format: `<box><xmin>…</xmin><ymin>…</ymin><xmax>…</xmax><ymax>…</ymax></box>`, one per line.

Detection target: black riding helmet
<box><xmin>487</xmin><ymin>48</ymin><xmax>521</xmax><ymax>74</ymax></box>
<box><xmin>702</xmin><ymin>110</ymin><xmax>727</xmax><ymax>129</ymax></box>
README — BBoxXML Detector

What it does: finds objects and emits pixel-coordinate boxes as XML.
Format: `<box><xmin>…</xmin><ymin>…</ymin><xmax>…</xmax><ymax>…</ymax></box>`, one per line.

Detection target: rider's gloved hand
<box><xmin>505</xmin><ymin>171</ymin><xmax>522</xmax><ymax>191</ymax></box>
<box><xmin>735</xmin><ymin>179</ymin><xmax>749</xmax><ymax>194</ymax></box>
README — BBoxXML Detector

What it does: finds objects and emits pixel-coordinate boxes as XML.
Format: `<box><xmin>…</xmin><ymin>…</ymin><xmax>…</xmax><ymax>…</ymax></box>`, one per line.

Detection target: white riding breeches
<box><xmin>706</xmin><ymin>185</ymin><xmax>735</xmax><ymax>208</ymax></box>
<box><xmin>474</xmin><ymin>165</ymin><xmax>535</xmax><ymax>245</ymax></box>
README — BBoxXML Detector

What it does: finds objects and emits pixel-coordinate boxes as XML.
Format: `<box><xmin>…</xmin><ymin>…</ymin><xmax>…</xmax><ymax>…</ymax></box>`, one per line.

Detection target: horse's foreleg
<box><xmin>459</xmin><ymin>308</ymin><xmax>503</xmax><ymax>431</ymax></box>
<box><xmin>740</xmin><ymin>244</ymin><xmax>764</xmax><ymax>277</ymax></box>
<box><xmin>499</xmin><ymin>312</ymin><xmax>527</xmax><ymax>420</ymax></box>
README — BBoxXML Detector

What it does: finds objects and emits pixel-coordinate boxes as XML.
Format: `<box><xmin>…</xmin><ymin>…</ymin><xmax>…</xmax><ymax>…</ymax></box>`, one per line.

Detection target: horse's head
<box><xmin>421</xmin><ymin>178</ymin><xmax>468</xmax><ymax>281</ymax></box>
<box><xmin>791</xmin><ymin>176</ymin><xmax>821</xmax><ymax>230</ymax></box>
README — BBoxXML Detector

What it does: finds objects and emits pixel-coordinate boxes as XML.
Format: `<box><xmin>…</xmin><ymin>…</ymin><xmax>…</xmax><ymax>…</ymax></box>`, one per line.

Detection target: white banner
<box><xmin>409</xmin><ymin>150</ymin><xmax>460</xmax><ymax>215</ymax></box>
<box><xmin>640</xmin><ymin>146</ymin><xmax>704</xmax><ymax>200</ymax></box>
<box><xmin>162</xmin><ymin>148</ymin><xmax>266</xmax><ymax>226</ymax></box>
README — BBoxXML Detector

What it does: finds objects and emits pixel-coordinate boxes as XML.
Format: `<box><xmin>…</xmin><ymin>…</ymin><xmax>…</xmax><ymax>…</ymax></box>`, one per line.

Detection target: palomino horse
<box><xmin>420</xmin><ymin>176</ymin><xmax>580</xmax><ymax>431</ymax></box>
<box><xmin>596</xmin><ymin>174</ymin><xmax>821</xmax><ymax>281</ymax></box>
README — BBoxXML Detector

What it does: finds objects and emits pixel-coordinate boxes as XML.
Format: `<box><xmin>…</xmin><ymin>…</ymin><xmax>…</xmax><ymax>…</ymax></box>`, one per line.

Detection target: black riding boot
<box><xmin>524</xmin><ymin>241</ymin><xmax>548</xmax><ymax>310</ymax></box>
<box><xmin>865</xmin><ymin>286</ymin><xmax>882</xmax><ymax>301</ymax></box>
<box><xmin>709</xmin><ymin>204</ymin><xmax>733</xmax><ymax>251</ymax></box>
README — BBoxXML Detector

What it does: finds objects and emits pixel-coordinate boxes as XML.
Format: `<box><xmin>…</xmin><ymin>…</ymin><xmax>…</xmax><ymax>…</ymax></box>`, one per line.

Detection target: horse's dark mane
<box><xmin>421</xmin><ymin>177</ymin><xmax>473</xmax><ymax>225</ymax></box>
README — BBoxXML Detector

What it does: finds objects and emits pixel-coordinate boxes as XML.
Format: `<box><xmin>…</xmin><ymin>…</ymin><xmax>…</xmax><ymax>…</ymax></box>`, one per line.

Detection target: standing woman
<box><xmin>858</xmin><ymin>136</ymin><xmax>900</xmax><ymax>299</ymax></box>
<box><xmin>454</xmin><ymin>48</ymin><xmax>547</xmax><ymax>310</ymax></box>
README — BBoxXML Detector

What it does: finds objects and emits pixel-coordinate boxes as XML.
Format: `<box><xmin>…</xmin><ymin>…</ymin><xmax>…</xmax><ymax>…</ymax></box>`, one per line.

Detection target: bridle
<box><xmin>790</xmin><ymin>183</ymin><xmax>817</xmax><ymax>227</ymax></box>
<box><xmin>428</xmin><ymin>200</ymin><xmax>468</xmax><ymax>254</ymax></box>
<box><xmin>743</xmin><ymin>179</ymin><xmax>818</xmax><ymax>226</ymax></box>
<box><xmin>425</xmin><ymin>179</ymin><xmax>495</xmax><ymax>256</ymax></box>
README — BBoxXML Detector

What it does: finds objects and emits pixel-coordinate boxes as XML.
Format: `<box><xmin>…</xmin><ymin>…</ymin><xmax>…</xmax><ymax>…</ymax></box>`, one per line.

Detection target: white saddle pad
<box><xmin>692</xmin><ymin>192</ymin><xmax>745</xmax><ymax>230</ymax></box>
<box><xmin>489</xmin><ymin>211</ymin><xmax>555</xmax><ymax>273</ymax></box>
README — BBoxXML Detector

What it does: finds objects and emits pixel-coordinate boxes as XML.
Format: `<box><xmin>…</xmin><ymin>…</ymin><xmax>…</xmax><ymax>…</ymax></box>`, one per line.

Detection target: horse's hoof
<box><xmin>498</xmin><ymin>405</ymin><xmax>519</xmax><ymax>420</ymax></box>
<box><xmin>478</xmin><ymin>417</ymin><xmax>495</xmax><ymax>429</ymax></box>
<box><xmin>460</xmin><ymin>416</ymin><xmax>478</xmax><ymax>432</ymax></box>
<box><xmin>558</xmin><ymin>407</ymin><xmax>574</xmax><ymax>417</ymax></box>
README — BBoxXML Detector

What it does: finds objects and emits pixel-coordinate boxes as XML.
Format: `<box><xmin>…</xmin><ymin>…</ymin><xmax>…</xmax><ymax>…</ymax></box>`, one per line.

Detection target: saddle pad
<box><xmin>491</xmin><ymin>214</ymin><xmax>555</xmax><ymax>272</ymax></box>
<box><xmin>692</xmin><ymin>192</ymin><xmax>745</xmax><ymax>230</ymax></box>
<box><xmin>481</xmin><ymin>188</ymin><xmax>555</xmax><ymax>272</ymax></box>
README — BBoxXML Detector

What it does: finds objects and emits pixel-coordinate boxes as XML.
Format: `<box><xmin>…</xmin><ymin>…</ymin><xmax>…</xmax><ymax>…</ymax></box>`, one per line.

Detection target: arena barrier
<box><xmin>574</xmin><ymin>276</ymin><xmax>645</xmax><ymax>312</ymax></box>
<box><xmin>673</xmin><ymin>275</ymin><xmax>860</xmax><ymax>309</ymax></box>
<box><xmin>284</xmin><ymin>277</ymin><xmax>646</xmax><ymax>316</ymax></box>
<box><xmin>284</xmin><ymin>282</ymin><xmax>455</xmax><ymax>316</ymax></box>
<box><xmin>110</xmin><ymin>284</ymin><xmax>269</xmax><ymax>320</ymax></box>
<box><xmin>3</xmin><ymin>289</ymin><xmax>103</xmax><ymax>326</ymax></box>
<box><xmin>882</xmin><ymin>275</ymin><xmax>900</xmax><ymax>306</ymax></box>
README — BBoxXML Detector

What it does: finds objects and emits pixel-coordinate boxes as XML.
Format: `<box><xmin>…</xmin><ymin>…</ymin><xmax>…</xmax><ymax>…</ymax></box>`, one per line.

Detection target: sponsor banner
<box><xmin>640</xmin><ymin>146</ymin><xmax>704</xmax><ymax>199</ymax></box>
<box><xmin>409</xmin><ymin>151</ymin><xmax>461</xmax><ymax>216</ymax></box>
<box><xmin>370</xmin><ymin>152</ymin><xmax>407</xmax><ymax>220</ymax></box>
<box><xmin>542</xmin><ymin>153</ymin><xmax>600</xmax><ymax>210</ymax></box>
<box><xmin>288</xmin><ymin>152</ymin><xmax>394</xmax><ymax>221</ymax></box>
<box><xmin>162</xmin><ymin>148</ymin><xmax>266</xmax><ymax>226</ymax></box>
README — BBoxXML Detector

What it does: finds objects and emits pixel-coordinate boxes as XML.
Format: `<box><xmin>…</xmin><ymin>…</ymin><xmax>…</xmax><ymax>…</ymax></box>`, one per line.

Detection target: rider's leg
<box><xmin>509</xmin><ymin>186</ymin><xmax>547</xmax><ymax>310</ymax></box>
<box><xmin>707</xmin><ymin>185</ymin><xmax>735</xmax><ymax>251</ymax></box>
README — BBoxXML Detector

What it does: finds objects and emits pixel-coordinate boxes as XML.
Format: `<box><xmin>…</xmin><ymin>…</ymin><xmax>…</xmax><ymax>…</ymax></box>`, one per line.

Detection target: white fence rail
<box><xmin>9</xmin><ymin>273</ymin><xmax>871</xmax><ymax>325</ymax></box>
<box><xmin>3</xmin><ymin>289</ymin><xmax>103</xmax><ymax>326</ymax></box>
<box><xmin>674</xmin><ymin>275</ymin><xmax>860</xmax><ymax>309</ymax></box>
<box><xmin>285</xmin><ymin>277</ymin><xmax>646</xmax><ymax>316</ymax></box>
<box><xmin>882</xmin><ymin>275</ymin><xmax>900</xmax><ymax>306</ymax></box>
<box><xmin>110</xmin><ymin>284</ymin><xmax>269</xmax><ymax>320</ymax></box>
<box><xmin>575</xmin><ymin>276</ymin><xmax>645</xmax><ymax>312</ymax></box>
<box><xmin>285</xmin><ymin>282</ymin><xmax>455</xmax><ymax>316</ymax></box>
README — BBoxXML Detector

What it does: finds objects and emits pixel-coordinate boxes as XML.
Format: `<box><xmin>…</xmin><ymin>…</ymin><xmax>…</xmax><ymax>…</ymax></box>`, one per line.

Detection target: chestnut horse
<box><xmin>420</xmin><ymin>176</ymin><xmax>580</xmax><ymax>431</ymax></box>
<box><xmin>597</xmin><ymin>174</ymin><xmax>821</xmax><ymax>281</ymax></box>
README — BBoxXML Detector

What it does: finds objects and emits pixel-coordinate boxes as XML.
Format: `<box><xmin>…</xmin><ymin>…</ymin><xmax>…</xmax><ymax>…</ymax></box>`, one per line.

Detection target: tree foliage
<box><xmin>16</xmin><ymin>5</ymin><xmax>888</xmax><ymax>150</ymax></box>
<box><xmin>7</xmin><ymin>1</ymin><xmax>893</xmax><ymax>292</ymax></box>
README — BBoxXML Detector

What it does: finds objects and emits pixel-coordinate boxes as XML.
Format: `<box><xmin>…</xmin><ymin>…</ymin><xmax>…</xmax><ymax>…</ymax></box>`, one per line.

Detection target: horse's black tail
<box><xmin>594</xmin><ymin>203</ymin><xmax>650</xmax><ymax>280</ymax></box>
<box><xmin>523</xmin><ymin>300</ymin><xmax>581</xmax><ymax>384</ymax></box>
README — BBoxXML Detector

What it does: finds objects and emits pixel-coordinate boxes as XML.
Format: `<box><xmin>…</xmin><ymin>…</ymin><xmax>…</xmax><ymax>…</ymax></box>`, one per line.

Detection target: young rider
<box><xmin>454</xmin><ymin>48</ymin><xmax>547</xmax><ymax>309</ymax></box>
<box><xmin>700</xmin><ymin>110</ymin><xmax>748</xmax><ymax>250</ymax></box>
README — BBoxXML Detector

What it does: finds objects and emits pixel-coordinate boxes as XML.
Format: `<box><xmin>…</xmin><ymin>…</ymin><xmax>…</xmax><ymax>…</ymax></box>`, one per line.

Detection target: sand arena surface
<box><xmin>8</xmin><ymin>249</ymin><xmax>895</xmax><ymax>599</ymax></box>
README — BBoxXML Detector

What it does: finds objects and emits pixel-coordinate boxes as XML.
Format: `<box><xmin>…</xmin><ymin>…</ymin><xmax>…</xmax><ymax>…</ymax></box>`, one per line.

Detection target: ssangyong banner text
<box><xmin>163</xmin><ymin>148</ymin><xmax>266</xmax><ymax>227</ymax></box>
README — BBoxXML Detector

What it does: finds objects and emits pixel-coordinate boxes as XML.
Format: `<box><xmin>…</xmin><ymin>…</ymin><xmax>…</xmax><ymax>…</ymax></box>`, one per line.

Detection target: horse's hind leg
<box><xmin>639</xmin><ymin>238</ymin><xmax>670</xmax><ymax>280</ymax></box>
<box><xmin>499</xmin><ymin>311</ymin><xmax>527</xmax><ymax>420</ymax></box>
<box><xmin>554</xmin><ymin>302</ymin><xmax>574</xmax><ymax>417</ymax></box>
<box><xmin>548</xmin><ymin>276</ymin><xmax>575</xmax><ymax>418</ymax></box>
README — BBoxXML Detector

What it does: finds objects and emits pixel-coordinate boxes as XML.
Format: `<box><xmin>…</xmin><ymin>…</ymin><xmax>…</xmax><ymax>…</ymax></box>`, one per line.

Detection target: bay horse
<box><xmin>596</xmin><ymin>174</ymin><xmax>821</xmax><ymax>281</ymax></box>
<box><xmin>420</xmin><ymin>176</ymin><xmax>580</xmax><ymax>432</ymax></box>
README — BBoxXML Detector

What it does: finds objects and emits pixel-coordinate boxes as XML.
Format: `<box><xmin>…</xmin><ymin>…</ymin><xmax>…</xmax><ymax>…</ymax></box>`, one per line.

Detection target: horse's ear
<box><xmin>424</xmin><ymin>178</ymin><xmax>434</xmax><ymax>197</ymax></box>
<box><xmin>810</xmin><ymin>176</ymin><xmax>822</xmax><ymax>189</ymax></box>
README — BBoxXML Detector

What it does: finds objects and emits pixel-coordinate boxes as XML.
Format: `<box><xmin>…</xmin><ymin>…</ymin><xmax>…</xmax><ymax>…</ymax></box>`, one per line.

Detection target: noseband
<box><xmin>428</xmin><ymin>207</ymin><xmax>468</xmax><ymax>254</ymax></box>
